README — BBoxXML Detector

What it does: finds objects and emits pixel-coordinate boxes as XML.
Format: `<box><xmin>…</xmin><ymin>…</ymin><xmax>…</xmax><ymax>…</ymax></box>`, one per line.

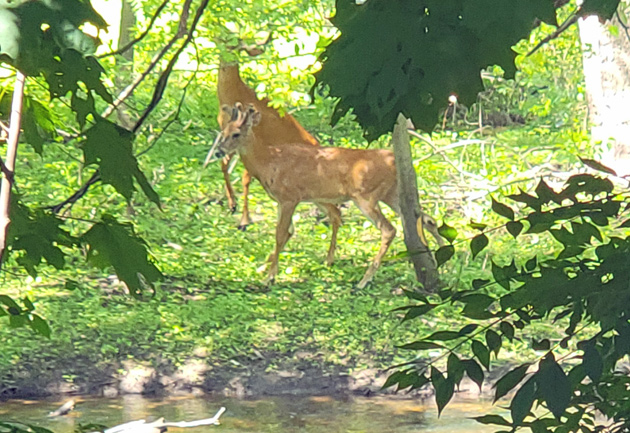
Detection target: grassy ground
<box><xmin>0</xmin><ymin>109</ymin><xmax>582</xmax><ymax>398</ymax></box>
<box><xmin>0</xmin><ymin>42</ymin><xmax>593</xmax><ymax>396</ymax></box>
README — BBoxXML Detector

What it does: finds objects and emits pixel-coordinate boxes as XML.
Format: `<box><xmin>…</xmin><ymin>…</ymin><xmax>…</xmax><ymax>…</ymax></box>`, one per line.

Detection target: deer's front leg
<box><xmin>238</xmin><ymin>169</ymin><xmax>253</xmax><ymax>230</ymax></box>
<box><xmin>264</xmin><ymin>201</ymin><xmax>297</xmax><ymax>284</ymax></box>
<box><xmin>221</xmin><ymin>155</ymin><xmax>237</xmax><ymax>213</ymax></box>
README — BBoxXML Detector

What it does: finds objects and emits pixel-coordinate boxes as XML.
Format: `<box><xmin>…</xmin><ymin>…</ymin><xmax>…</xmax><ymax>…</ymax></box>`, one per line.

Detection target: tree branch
<box><xmin>527</xmin><ymin>12</ymin><xmax>579</xmax><ymax>57</ymax></box>
<box><xmin>132</xmin><ymin>0</ymin><xmax>208</xmax><ymax>133</ymax></box>
<box><xmin>49</xmin><ymin>0</ymin><xmax>209</xmax><ymax>214</ymax></box>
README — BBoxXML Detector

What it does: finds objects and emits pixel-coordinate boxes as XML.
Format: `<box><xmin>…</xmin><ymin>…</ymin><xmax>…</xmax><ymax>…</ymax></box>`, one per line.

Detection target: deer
<box><xmin>212</xmin><ymin>103</ymin><xmax>444</xmax><ymax>289</ymax></box>
<box><xmin>205</xmin><ymin>41</ymin><xmax>320</xmax><ymax>230</ymax></box>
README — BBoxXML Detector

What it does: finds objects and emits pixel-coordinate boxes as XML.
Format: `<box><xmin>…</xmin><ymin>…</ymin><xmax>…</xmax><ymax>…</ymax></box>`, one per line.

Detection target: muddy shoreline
<box><xmin>1</xmin><ymin>356</ymin><xmax>501</xmax><ymax>401</ymax></box>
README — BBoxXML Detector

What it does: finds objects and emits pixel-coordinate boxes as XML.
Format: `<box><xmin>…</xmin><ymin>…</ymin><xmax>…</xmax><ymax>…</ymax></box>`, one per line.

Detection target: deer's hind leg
<box><xmin>316</xmin><ymin>203</ymin><xmax>342</xmax><ymax>266</ymax></box>
<box><xmin>354</xmin><ymin>199</ymin><xmax>396</xmax><ymax>289</ymax></box>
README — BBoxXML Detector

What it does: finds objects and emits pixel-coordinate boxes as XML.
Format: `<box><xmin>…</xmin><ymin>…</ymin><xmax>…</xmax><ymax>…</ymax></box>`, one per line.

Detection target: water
<box><xmin>0</xmin><ymin>395</ymin><xmax>503</xmax><ymax>433</ymax></box>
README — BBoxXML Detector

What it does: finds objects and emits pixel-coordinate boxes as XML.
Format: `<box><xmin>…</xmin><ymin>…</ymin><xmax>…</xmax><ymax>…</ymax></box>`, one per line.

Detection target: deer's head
<box><xmin>214</xmin><ymin>103</ymin><xmax>261</xmax><ymax>159</ymax></box>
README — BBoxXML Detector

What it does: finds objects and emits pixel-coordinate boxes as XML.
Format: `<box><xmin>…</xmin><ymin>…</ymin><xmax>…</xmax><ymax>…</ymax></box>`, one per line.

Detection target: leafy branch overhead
<box><xmin>314</xmin><ymin>0</ymin><xmax>620</xmax><ymax>140</ymax></box>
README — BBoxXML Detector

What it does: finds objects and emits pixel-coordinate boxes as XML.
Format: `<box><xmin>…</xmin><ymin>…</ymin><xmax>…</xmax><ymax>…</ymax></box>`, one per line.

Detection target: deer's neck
<box><xmin>217</xmin><ymin>62</ymin><xmax>259</xmax><ymax>107</ymax></box>
<box><xmin>238</xmin><ymin>134</ymin><xmax>271</xmax><ymax>179</ymax></box>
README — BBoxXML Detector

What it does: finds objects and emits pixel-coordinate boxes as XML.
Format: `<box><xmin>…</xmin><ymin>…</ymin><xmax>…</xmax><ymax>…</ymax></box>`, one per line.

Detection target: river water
<box><xmin>0</xmin><ymin>395</ymin><xmax>503</xmax><ymax>432</ymax></box>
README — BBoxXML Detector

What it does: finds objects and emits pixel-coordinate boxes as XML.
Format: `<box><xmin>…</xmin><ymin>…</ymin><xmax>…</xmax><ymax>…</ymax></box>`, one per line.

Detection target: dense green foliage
<box><xmin>1</xmin><ymin>0</ymin><xmax>630</xmax><ymax>433</ymax></box>
<box><xmin>315</xmin><ymin>0</ymin><xmax>620</xmax><ymax>140</ymax></box>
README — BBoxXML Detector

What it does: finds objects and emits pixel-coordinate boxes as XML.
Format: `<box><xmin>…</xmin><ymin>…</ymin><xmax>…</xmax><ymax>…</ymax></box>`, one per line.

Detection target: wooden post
<box><xmin>391</xmin><ymin>113</ymin><xmax>438</xmax><ymax>291</ymax></box>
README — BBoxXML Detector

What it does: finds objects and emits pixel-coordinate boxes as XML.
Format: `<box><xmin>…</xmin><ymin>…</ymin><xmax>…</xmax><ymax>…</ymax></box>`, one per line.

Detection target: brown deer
<box><xmin>213</xmin><ymin>103</ymin><xmax>444</xmax><ymax>289</ymax></box>
<box><xmin>206</xmin><ymin>54</ymin><xmax>320</xmax><ymax>229</ymax></box>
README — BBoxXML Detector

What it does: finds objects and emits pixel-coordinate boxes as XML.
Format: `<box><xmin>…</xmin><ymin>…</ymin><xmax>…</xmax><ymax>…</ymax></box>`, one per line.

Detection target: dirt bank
<box><xmin>1</xmin><ymin>353</ymin><xmax>503</xmax><ymax>401</ymax></box>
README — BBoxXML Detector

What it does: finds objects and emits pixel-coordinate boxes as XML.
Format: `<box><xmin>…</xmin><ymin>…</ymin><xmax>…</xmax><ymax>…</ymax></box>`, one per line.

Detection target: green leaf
<box><xmin>493</xmin><ymin>363</ymin><xmax>530</xmax><ymax>402</ymax></box>
<box><xmin>401</xmin><ymin>289</ymin><xmax>429</xmax><ymax>302</ymax></box>
<box><xmin>525</xmin><ymin>256</ymin><xmax>537</xmax><ymax>272</ymax></box>
<box><xmin>431</xmin><ymin>366</ymin><xmax>454</xmax><ymax>416</ymax></box>
<box><xmin>29</xmin><ymin>314</ymin><xmax>51</xmax><ymax>338</ymax></box>
<box><xmin>500</xmin><ymin>321</ymin><xmax>515</xmax><ymax>341</ymax></box>
<box><xmin>579</xmin><ymin>157</ymin><xmax>617</xmax><ymax>176</ymax></box>
<box><xmin>398</xmin><ymin>341</ymin><xmax>444</xmax><ymax>350</ymax></box>
<box><xmin>425</xmin><ymin>330</ymin><xmax>462</xmax><ymax>341</ymax></box>
<box><xmin>491</xmin><ymin>261</ymin><xmax>511</xmax><ymax>290</ymax></box>
<box><xmin>473</xmin><ymin>414</ymin><xmax>512</xmax><ymax>426</ymax></box>
<box><xmin>485</xmin><ymin>330</ymin><xmax>502</xmax><ymax>356</ymax></box>
<box><xmin>458</xmin><ymin>323</ymin><xmax>479</xmax><ymax>336</ymax></box>
<box><xmin>532</xmin><ymin>339</ymin><xmax>551</xmax><ymax>351</ymax></box>
<box><xmin>461</xmin><ymin>294</ymin><xmax>494</xmax><ymax>320</ymax></box>
<box><xmin>402</xmin><ymin>304</ymin><xmax>436</xmax><ymax>322</ymax></box>
<box><xmin>0</xmin><ymin>8</ymin><xmax>20</xmax><ymax>60</ymax></box>
<box><xmin>447</xmin><ymin>353</ymin><xmax>465</xmax><ymax>385</ymax></box>
<box><xmin>82</xmin><ymin>215</ymin><xmax>163</xmax><ymax>297</ymax></box>
<box><xmin>470</xmin><ymin>233</ymin><xmax>489</xmax><ymax>260</ymax></box>
<box><xmin>23</xmin><ymin>296</ymin><xmax>35</xmax><ymax>312</ymax></box>
<box><xmin>535</xmin><ymin>179</ymin><xmax>560</xmax><ymax>204</ymax></box>
<box><xmin>435</xmin><ymin>245</ymin><xmax>455</xmax><ymax>267</ymax></box>
<box><xmin>65</xmin><ymin>280</ymin><xmax>81</xmax><ymax>291</ymax></box>
<box><xmin>83</xmin><ymin>118</ymin><xmax>161</xmax><ymax>206</ymax></box>
<box><xmin>509</xmin><ymin>189</ymin><xmax>542</xmax><ymax>211</ymax></box>
<box><xmin>382</xmin><ymin>371</ymin><xmax>408</xmax><ymax>389</ymax></box>
<box><xmin>463</xmin><ymin>359</ymin><xmax>484</xmax><ymax>390</ymax></box>
<box><xmin>537</xmin><ymin>354</ymin><xmax>571</xmax><ymax>419</ymax></box>
<box><xmin>0</xmin><ymin>295</ymin><xmax>20</xmax><ymax>310</ymax></box>
<box><xmin>472</xmin><ymin>340</ymin><xmax>490</xmax><ymax>370</ymax></box>
<box><xmin>511</xmin><ymin>376</ymin><xmax>537</xmax><ymax>426</ymax></box>
<box><xmin>491</xmin><ymin>197</ymin><xmax>515</xmax><ymax>220</ymax></box>
<box><xmin>10</xmin><ymin>314</ymin><xmax>29</xmax><ymax>328</ymax></box>
<box><xmin>438</xmin><ymin>223</ymin><xmax>458</xmax><ymax>243</ymax></box>
<box><xmin>469</xmin><ymin>220</ymin><xmax>487</xmax><ymax>231</ymax></box>
<box><xmin>506</xmin><ymin>221</ymin><xmax>524</xmax><ymax>238</ymax></box>
<box><xmin>582</xmin><ymin>343</ymin><xmax>603</xmax><ymax>382</ymax></box>
<box><xmin>472</xmin><ymin>279</ymin><xmax>490</xmax><ymax>290</ymax></box>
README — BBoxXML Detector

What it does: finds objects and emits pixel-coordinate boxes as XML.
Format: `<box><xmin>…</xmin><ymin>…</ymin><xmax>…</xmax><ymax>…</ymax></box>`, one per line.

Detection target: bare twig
<box><xmin>527</xmin><ymin>12</ymin><xmax>579</xmax><ymax>57</ymax></box>
<box><xmin>50</xmin><ymin>0</ymin><xmax>209</xmax><ymax>213</ymax></box>
<box><xmin>47</xmin><ymin>170</ymin><xmax>102</xmax><ymax>214</ymax></box>
<box><xmin>0</xmin><ymin>71</ymin><xmax>26</xmax><ymax>269</ymax></box>
<box><xmin>133</xmin><ymin>0</ymin><xmax>207</xmax><ymax>133</ymax></box>
<box><xmin>98</xmin><ymin>0</ymin><xmax>172</xmax><ymax>59</ymax></box>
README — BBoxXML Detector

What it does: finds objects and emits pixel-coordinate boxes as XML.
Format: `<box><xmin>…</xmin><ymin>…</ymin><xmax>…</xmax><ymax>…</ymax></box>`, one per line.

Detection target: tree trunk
<box><xmin>578</xmin><ymin>6</ymin><xmax>630</xmax><ymax>176</ymax></box>
<box><xmin>392</xmin><ymin>113</ymin><xmax>439</xmax><ymax>292</ymax></box>
<box><xmin>116</xmin><ymin>0</ymin><xmax>136</xmax><ymax>130</ymax></box>
<box><xmin>0</xmin><ymin>71</ymin><xmax>25</xmax><ymax>269</ymax></box>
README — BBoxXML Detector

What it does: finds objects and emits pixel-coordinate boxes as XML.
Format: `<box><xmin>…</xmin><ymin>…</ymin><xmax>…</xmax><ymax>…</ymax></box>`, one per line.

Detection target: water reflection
<box><xmin>0</xmin><ymin>395</ymin><xmax>502</xmax><ymax>433</ymax></box>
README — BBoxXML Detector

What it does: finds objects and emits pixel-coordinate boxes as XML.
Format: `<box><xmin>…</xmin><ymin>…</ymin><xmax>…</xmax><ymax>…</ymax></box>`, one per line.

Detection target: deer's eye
<box><xmin>232</xmin><ymin>132</ymin><xmax>241</xmax><ymax>139</ymax></box>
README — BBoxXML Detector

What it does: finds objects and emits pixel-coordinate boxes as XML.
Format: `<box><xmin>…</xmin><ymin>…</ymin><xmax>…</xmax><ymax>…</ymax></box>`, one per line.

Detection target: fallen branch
<box><xmin>95</xmin><ymin>406</ymin><xmax>226</xmax><ymax>433</ymax></box>
<box><xmin>48</xmin><ymin>399</ymin><xmax>75</xmax><ymax>417</ymax></box>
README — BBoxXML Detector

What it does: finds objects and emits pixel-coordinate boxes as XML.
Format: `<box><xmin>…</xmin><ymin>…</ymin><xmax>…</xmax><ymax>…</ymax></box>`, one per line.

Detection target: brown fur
<box><xmin>215</xmin><ymin>104</ymin><xmax>443</xmax><ymax>288</ymax></box>
<box><xmin>216</xmin><ymin>63</ymin><xmax>318</xmax><ymax>228</ymax></box>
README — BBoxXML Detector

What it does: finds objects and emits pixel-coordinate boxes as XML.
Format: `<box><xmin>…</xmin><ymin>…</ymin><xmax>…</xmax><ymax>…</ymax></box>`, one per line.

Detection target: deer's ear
<box><xmin>250</xmin><ymin>111</ymin><xmax>262</xmax><ymax>126</ymax></box>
